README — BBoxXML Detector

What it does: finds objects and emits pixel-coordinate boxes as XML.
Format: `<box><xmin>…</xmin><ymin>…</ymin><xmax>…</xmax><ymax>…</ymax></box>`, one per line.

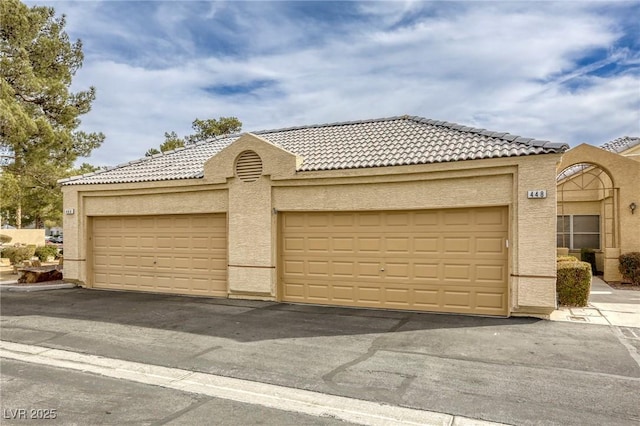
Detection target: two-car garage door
<box><xmin>280</xmin><ymin>207</ymin><xmax>508</xmax><ymax>316</ymax></box>
<box><xmin>92</xmin><ymin>214</ymin><xmax>227</xmax><ymax>297</ymax></box>
<box><xmin>91</xmin><ymin>207</ymin><xmax>508</xmax><ymax>316</ymax></box>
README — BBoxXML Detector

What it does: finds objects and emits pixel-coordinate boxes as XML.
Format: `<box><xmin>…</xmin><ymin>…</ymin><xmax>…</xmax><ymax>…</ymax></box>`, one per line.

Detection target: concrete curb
<box><xmin>0</xmin><ymin>282</ymin><xmax>77</xmax><ymax>292</ymax></box>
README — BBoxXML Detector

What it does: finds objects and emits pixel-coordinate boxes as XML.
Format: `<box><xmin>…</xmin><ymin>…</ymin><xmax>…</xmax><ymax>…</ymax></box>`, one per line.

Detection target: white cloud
<box><xmin>30</xmin><ymin>1</ymin><xmax>639</xmax><ymax>166</ymax></box>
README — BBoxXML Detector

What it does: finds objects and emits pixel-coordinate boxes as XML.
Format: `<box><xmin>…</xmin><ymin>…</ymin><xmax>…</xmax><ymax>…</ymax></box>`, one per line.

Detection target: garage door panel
<box><xmin>443</xmin><ymin>210</ymin><xmax>471</xmax><ymax>226</ymax></box>
<box><xmin>332</xmin><ymin>237</ymin><xmax>354</xmax><ymax>252</ymax></box>
<box><xmin>137</xmin><ymin>236</ymin><xmax>153</xmax><ymax>249</ymax></box>
<box><xmin>475</xmin><ymin>292</ymin><xmax>506</xmax><ymax>310</ymax></box>
<box><xmin>386</xmin><ymin>238</ymin><xmax>410</xmax><ymax>253</ymax></box>
<box><xmin>443</xmin><ymin>264</ymin><xmax>471</xmax><ymax>281</ymax></box>
<box><xmin>308</xmin><ymin>215</ymin><xmax>330</xmax><ymax>227</ymax></box>
<box><xmin>121</xmin><ymin>236</ymin><xmax>138</xmax><ymax>248</ymax></box>
<box><xmin>333</xmin><ymin>214</ymin><xmax>355</xmax><ymax>227</ymax></box>
<box><xmin>413</xmin><ymin>289</ymin><xmax>439</xmax><ymax>307</ymax></box>
<box><xmin>442</xmin><ymin>291</ymin><xmax>471</xmax><ymax>308</ymax></box>
<box><xmin>92</xmin><ymin>214</ymin><xmax>227</xmax><ymax>297</ymax></box>
<box><xmin>308</xmin><ymin>284</ymin><xmax>329</xmax><ymax>300</ymax></box>
<box><xmin>358</xmin><ymin>286</ymin><xmax>382</xmax><ymax>302</ymax></box>
<box><xmin>283</xmin><ymin>237</ymin><xmax>305</xmax><ymax>252</ymax></box>
<box><xmin>283</xmin><ymin>260</ymin><xmax>304</xmax><ymax>275</ymax></box>
<box><xmin>414</xmin><ymin>237</ymin><xmax>439</xmax><ymax>253</ymax></box>
<box><xmin>210</xmin><ymin>236</ymin><xmax>227</xmax><ymax>249</ymax></box>
<box><xmin>476</xmin><ymin>265</ymin><xmax>505</xmax><ymax>282</ymax></box>
<box><xmin>386</xmin><ymin>213</ymin><xmax>410</xmax><ymax>226</ymax></box>
<box><xmin>284</xmin><ymin>282</ymin><xmax>305</xmax><ymax>298</ymax></box>
<box><xmin>358</xmin><ymin>237</ymin><xmax>381</xmax><ymax>252</ymax></box>
<box><xmin>191</xmin><ymin>278</ymin><xmax>211</xmax><ymax>292</ymax></box>
<box><xmin>123</xmin><ymin>274</ymin><xmax>140</xmax><ymax>287</ymax></box>
<box><xmin>332</xmin><ymin>285</ymin><xmax>355</xmax><ymax>301</ymax></box>
<box><xmin>189</xmin><ymin>237</ymin><xmax>209</xmax><ymax>250</ymax></box>
<box><xmin>384</xmin><ymin>288</ymin><xmax>410</xmax><ymax>304</ymax></box>
<box><xmin>476</xmin><ymin>237</ymin><xmax>505</xmax><ymax>253</ymax></box>
<box><xmin>357</xmin><ymin>262</ymin><xmax>381</xmax><ymax>278</ymax></box>
<box><xmin>414</xmin><ymin>263</ymin><xmax>439</xmax><ymax>280</ymax></box>
<box><xmin>191</xmin><ymin>257</ymin><xmax>212</xmax><ymax>271</ymax></box>
<box><xmin>94</xmin><ymin>272</ymin><xmax>108</xmax><ymax>284</ymax></box>
<box><xmin>413</xmin><ymin>211</ymin><xmax>439</xmax><ymax>226</ymax></box>
<box><xmin>333</xmin><ymin>261</ymin><xmax>355</xmax><ymax>277</ymax></box>
<box><xmin>358</xmin><ymin>214</ymin><xmax>381</xmax><ymax>227</ymax></box>
<box><xmin>280</xmin><ymin>208</ymin><xmax>508</xmax><ymax>316</ymax></box>
<box><xmin>385</xmin><ymin>262</ymin><xmax>410</xmax><ymax>279</ymax></box>
<box><xmin>308</xmin><ymin>261</ymin><xmax>330</xmax><ymax>276</ymax></box>
<box><xmin>443</xmin><ymin>237</ymin><xmax>471</xmax><ymax>254</ymax></box>
<box><xmin>308</xmin><ymin>238</ymin><xmax>330</xmax><ymax>252</ymax></box>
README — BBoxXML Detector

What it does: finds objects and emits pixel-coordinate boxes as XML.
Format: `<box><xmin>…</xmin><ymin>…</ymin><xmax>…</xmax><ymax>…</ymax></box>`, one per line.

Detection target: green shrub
<box><xmin>557</xmin><ymin>255</ymin><xmax>579</xmax><ymax>263</ymax></box>
<box><xmin>619</xmin><ymin>252</ymin><xmax>640</xmax><ymax>285</ymax></box>
<box><xmin>0</xmin><ymin>246</ymin><xmax>36</xmax><ymax>265</ymax></box>
<box><xmin>0</xmin><ymin>234</ymin><xmax>12</xmax><ymax>244</ymax></box>
<box><xmin>557</xmin><ymin>261</ymin><xmax>592</xmax><ymax>306</ymax></box>
<box><xmin>35</xmin><ymin>245</ymin><xmax>59</xmax><ymax>262</ymax></box>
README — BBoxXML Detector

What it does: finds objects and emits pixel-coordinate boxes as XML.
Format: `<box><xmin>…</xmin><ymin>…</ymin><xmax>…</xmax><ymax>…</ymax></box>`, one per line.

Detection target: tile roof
<box><xmin>600</xmin><ymin>136</ymin><xmax>640</xmax><ymax>154</ymax></box>
<box><xmin>60</xmin><ymin>115</ymin><xmax>568</xmax><ymax>185</ymax></box>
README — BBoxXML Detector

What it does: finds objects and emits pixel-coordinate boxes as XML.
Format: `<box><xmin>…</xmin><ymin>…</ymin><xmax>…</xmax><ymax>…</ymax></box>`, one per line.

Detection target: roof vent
<box><xmin>235</xmin><ymin>150</ymin><xmax>263</xmax><ymax>182</ymax></box>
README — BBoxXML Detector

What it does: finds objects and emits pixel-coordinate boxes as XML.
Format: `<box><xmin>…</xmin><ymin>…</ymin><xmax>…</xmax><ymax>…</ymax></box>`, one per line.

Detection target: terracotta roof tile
<box><xmin>61</xmin><ymin>115</ymin><xmax>568</xmax><ymax>185</ymax></box>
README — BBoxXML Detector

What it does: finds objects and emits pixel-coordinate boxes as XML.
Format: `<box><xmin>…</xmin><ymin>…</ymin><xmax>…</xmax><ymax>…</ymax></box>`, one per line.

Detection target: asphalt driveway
<box><xmin>1</xmin><ymin>288</ymin><xmax>639</xmax><ymax>425</ymax></box>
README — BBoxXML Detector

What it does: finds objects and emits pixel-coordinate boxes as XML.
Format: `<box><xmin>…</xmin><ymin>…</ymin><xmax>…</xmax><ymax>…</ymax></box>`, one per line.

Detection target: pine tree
<box><xmin>0</xmin><ymin>0</ymin><xmax>104</xmax><ymax>228</ymax></box>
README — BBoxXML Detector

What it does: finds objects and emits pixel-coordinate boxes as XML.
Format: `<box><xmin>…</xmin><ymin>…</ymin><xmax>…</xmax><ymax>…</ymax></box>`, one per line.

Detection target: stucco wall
<box><xmin>227</xmin><ymin>176</ymin><xmax>274</xmax><ymax>296</ymax></box>
<box><xmin>0</xmin><ymin>229</ymin><xmax>45</xmax><ymax>247</ymax></box>
<box><xmin>62</xmin><ymin>134</ymin><xmax>562</xmax><ymax>317</ymax></box>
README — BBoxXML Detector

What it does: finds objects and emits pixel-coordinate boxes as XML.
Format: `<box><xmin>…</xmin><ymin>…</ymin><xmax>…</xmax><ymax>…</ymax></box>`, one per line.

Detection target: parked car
<box><xmin>49</xmin><ymin>236</ymin><xmax>63</xmax><ymax>244</ymax></box>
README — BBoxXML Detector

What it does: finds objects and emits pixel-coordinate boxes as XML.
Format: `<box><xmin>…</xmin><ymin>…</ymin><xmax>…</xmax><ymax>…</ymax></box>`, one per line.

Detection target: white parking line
<box><xmin>0</xmin><ymin>340</ymin><xmax>506</xmax><ymax>426</ymax></box>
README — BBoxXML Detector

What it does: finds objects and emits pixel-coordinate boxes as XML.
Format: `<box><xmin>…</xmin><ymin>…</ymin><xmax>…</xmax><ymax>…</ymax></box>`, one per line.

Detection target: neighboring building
<box><xmin>557</xmin><ymin>137</ymin><xmax>640</xmax><ymax>281</ymax></box>
<box><xmin>60</xmin><ymin>116</ymin><xmax>567</xmax><ymax>318</ymax></box>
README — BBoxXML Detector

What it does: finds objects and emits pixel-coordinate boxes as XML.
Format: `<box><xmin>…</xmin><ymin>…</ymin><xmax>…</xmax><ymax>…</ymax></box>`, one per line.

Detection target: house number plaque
<box><xmin>527</xmin><ymin>190</ymin><xmax>547</xmax><ymax>199</ymax></box>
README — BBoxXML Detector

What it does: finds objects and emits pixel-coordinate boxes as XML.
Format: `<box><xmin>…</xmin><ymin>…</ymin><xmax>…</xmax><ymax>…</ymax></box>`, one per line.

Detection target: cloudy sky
<box><xmin>28</xmin><ymin>0</ymin><xmax>640</xmax><ymax>167</ymax></box>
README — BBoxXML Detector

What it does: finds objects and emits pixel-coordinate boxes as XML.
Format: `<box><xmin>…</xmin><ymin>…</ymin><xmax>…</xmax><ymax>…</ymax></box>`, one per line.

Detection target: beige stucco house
<box><xmin>557</xmin><ymin>137</ymin><xmax>640</xmax><ymax>281</ymax></box>
<box><xmin>60</xmin><ymin>116</ymin><xmax>568</xmax><ymax>318</ymax></box>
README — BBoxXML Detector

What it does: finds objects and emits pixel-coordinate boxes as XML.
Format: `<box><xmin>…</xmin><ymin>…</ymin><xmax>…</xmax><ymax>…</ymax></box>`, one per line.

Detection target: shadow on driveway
<box><xmin>0</xmin><ymin>288</ymin><xmax>538</xmax><ymax>342</ymax></box>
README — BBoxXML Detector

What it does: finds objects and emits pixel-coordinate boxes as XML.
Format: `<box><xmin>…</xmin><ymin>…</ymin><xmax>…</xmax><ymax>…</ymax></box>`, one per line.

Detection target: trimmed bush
<box><xmin>557</xmin><ymin>255</ymin><xmax>579</xmax><ymax>263</ymax></box>
<box><xmin>0</xmin><ymin>246</ymin><xmax>36</xmax><ymax>265</ymax></box>
<box><xmin>35</xmin><ymin>245</ymin><xmax>59</xmax><ymax>262</ymax></box>
<box><xmin>619</xmin><ymin>252</ymin><xmax>640</xmax><ymax>285</ymax></box>
<box><xmin>557</xmin><ymin>260</ymin><xmax>592</xmax><ymax>306</ymax></box>
<box><xmin>0</xmin><ymin>234</ymin><xmax>12</xmax><ymax>244</ymax></box>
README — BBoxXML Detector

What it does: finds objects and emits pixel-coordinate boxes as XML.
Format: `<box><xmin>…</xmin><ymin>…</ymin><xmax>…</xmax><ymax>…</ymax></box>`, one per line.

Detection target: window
<box><xmin>557</xmin><ymin>215</ymin><xmax>600</xmax><ymax>249</ymax></box>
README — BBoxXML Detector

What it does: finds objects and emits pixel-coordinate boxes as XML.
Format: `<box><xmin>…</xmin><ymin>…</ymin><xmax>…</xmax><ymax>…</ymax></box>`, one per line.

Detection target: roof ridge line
<box><xmin>250</xmin><ymin>116</ymin><xmax>407</xmax><ymax>136</ymax></box>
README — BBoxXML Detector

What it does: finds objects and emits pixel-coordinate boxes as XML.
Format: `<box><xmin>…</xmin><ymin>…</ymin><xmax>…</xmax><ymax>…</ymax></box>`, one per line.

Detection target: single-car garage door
<box><xmin>92</xmin><ymin>214</ymin><xmax>227</xmax><ymax>296</ymax></box>
<box><xmin>280</xmin><ymin>207</ymin><xmax>508</xmax><ymax>316</ymax></box>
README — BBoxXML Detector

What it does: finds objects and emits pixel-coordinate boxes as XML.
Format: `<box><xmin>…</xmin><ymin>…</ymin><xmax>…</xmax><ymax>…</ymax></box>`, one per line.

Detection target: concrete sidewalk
<box><xmin>550</xmin><ymin>276</ymin><xmax>640</xmax><ymax>328</ymax></box>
